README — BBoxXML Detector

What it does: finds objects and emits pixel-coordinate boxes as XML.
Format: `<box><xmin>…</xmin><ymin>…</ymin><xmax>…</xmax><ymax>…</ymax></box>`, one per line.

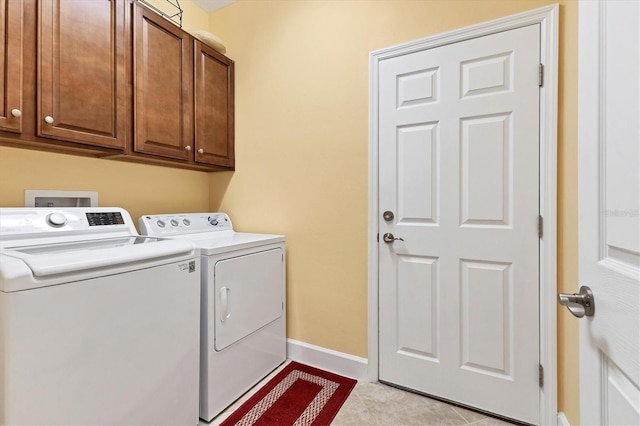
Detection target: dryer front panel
<box><xmin>213</xmin><ymin>248</ymin><xmax>284</xmax><ymax>351</ymax></box>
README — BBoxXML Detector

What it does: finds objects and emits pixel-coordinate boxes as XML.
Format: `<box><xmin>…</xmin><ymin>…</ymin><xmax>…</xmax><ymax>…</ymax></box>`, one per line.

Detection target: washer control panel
<box><xmin>139</xmin><ymin>213</ymin><xmax>233</xmax><ymax>236</ymax></box>
<box><xmin>0</xmin><ymin>207</ymin><xmax>136</xmax><ymax>240</ymax></box>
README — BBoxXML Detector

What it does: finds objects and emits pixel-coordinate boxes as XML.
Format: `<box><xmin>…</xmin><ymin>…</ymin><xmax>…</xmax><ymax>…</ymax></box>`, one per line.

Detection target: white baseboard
<box><xmin>557</xmin><ymin>412</ymin><xmax>570</xmax><ymax>426</ymax></box>
<box><xmin>286</xmin><ymin>338</ymin><xmax>368</xmax><ymax>382</ymax></box>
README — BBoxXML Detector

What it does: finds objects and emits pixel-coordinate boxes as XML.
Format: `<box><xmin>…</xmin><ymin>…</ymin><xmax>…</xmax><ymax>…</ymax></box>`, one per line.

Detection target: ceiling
<box><xmin>191</xmin><ymin>0</ymin><xmax>237</xmax><ymax>13</ymax></box>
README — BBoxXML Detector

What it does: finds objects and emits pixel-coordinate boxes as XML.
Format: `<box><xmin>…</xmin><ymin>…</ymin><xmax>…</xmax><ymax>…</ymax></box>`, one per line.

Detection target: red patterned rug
<box><xmin>220</xmin><ymin>361</ymin><xmax>357</xmax><ymax>426</ymax></box>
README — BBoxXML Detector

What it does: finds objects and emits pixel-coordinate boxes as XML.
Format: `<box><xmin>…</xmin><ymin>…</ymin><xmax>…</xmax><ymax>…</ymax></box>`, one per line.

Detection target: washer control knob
<box><xmin>156</xmin><ymin>220</ymin><xmax>166</xmax><ymax>228</ymax></box>
<box><xmin>170</xmin><ymin>219</ymin><xmax>179</xmax><ymax>227</ymax></box>
<box><xmin>208</xmin><ymin>216</ymin><xmax>219</xmax><ymax>226</ymax></box>
<box><xmin>183</xmin><ymin>219</ymin><xmax>191</xmax><ymax>226</ymax></box>
<box><xmin>46</xmin><ymin>213</ymin><xmax>67</xmax><ymax>227</ymax></box>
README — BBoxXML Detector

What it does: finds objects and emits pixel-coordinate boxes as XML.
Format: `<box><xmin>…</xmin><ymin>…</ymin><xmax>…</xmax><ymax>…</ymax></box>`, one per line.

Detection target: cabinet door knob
<box><xmin>11</xmin><ymin>109</ymin><xmax>22</xmax><ymax>118</ymax></box>
<box><xmin>44</xmin><ymin>116</ymin><xmax>54</xmax><ymax>124</ymax></box>
<box><xmin>184</xmin><ymin>145</ymin><xmax>192</xmax><ymax>151</ymax></box>
<box><xmin>198</xmin><ymin>149</ymin><xmax>204</xmax><ymax>154</ymax></box>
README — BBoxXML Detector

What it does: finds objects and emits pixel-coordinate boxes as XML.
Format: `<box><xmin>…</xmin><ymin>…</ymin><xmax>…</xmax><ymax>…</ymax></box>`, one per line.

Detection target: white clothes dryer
<box><xmin>0</xmin><ymin>208</ymin><xmax>201</xmax><ymax>426</ymax></box>
<box><xmin>139</xmin><ymin>213</ymin><xmax>286</xmax><ymax>421</ymax></box>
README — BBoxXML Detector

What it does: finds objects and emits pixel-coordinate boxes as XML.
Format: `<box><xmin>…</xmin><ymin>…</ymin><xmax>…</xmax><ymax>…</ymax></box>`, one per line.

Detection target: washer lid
<box><xmin>0</xmin><ymin>236</ymin><xmax>196</xmax><ymax>277</ymax></box>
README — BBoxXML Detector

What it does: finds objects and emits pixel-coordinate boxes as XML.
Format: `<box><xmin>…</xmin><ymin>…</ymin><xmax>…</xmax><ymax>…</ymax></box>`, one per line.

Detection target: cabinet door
<box><xmin>133</xmin><ymin>3</ymin><xmax>192</xmax><ymax>161</ymax></box>
<box><xmin>0</xmin><ymin>0</ymin><xmax>23</xmax><ymax>133</ymax></box>
<box><xmin>194</xmin><ymin>41</ymin><xmax>234</xmax><ymax>168</ymax></box>
<box><xmin>38</xmin><ymin>0</ymin><xmax>126</xmax><ymax>149</ymax></box>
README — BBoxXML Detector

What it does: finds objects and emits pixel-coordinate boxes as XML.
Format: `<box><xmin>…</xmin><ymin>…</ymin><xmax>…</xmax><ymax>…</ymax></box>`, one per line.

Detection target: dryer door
<box><xmin>214</xmin><ymin>248</ymin><xmax>284</xmax><ymax>351</ymax></box>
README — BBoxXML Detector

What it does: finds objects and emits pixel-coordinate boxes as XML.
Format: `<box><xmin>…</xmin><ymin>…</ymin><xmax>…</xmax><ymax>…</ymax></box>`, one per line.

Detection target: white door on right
<box><xmin>578</xmin><ymin>1</ymin><xmax>640</xmax><ymax>425</ymax></box>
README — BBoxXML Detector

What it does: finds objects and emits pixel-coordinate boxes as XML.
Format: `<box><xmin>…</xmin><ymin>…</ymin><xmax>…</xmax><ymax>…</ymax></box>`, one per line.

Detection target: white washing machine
<box><xmin>0</xmin><ymin>207</ymin><xmax>201</xmax><ymax>426</ymax></box>
<box><xmin>139</xmin><ymin>213</ymin><xmax>286</xmax><ymax>421</ymax></box>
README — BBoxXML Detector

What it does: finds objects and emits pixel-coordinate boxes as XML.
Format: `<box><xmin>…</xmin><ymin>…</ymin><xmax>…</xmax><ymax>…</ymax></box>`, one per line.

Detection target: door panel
<box><xmin>397</xmin><ymin>124</ymin><xmax>438</xmax><ymax>223</ymax></box>
<box><xmin>578</xmin><ymin>1</ymin><xmax>640</xmax><ymax>424</ymax></box>
<box><xmin>0</xmin><ymin>0</ymin><xmax>23</xmax><ymax>133</ymax></box>
<box><xmin>461</xmin><ymin>53</ymin><xmax>512</xmax><ymax>98</ymax></box>
<box><xmin>38</xmin><ymin>0</ymin><xmax>126</xmax><ymax>149</ymax></box>
<box><xmin>461</xmin><ymin>260</ymin><xmax>512</xmax><ymax>376</ymax></box>
<box><xmin>396</xmin><ymin>254</ymin><xmax>439</xmax><ymax>359</ymax></box>
<box><xmin>133</xmin><ymin>3</ymin><xmax>192</xmax><ymax>160</ymax></box>
<box><xmin>461</xmin><ymin>114</ymin><xmax>511</xmax><ymax>225</ymax></box>
<box><xmin>379</xmin><ymin>24</ymin><xmax>540</xmax><ymax>424</ymax></box>
<box><xmin>194</xmin><ymin>40</ymin><xmax>235</xmax><ymax>167</ymax></box>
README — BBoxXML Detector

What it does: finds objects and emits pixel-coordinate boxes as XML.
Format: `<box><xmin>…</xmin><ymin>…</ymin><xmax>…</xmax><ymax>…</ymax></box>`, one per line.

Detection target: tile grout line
<box><xmin>451</xmin><ymin>406</ymin><xmax>475</xmax><ymax>424</ymax></box>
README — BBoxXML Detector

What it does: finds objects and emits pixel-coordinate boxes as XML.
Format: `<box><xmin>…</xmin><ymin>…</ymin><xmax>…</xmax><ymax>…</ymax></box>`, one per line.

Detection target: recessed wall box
<box><xmin>25</xmin><ymin>190</ymin><xmax>98</xmax><ymax>208</ymax></box>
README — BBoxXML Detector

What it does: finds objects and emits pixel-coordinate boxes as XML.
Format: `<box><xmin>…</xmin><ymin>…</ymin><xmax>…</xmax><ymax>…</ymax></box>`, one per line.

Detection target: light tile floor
<box><xmin>202</xmin><ymin>361</ymin><xmax>519</xmax><ymax>426</ymax></box>
<box><xmin>332</xmin><ymin>382</ymin><xmax>518</xmax><ymax>426</ymax></box>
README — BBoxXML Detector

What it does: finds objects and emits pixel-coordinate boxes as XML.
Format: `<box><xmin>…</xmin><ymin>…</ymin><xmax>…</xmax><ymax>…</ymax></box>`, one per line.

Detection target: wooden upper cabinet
<box><xmin>37</xmin><ymin>0</ymin><xmax>127</xmax><ymax>149</ymax></box>
<box><xmin>0</xmin><ymin>0</ymin><xmax>23</xmax><ymax>133</ymax></box>
<box><xmin>133</xmin><ymin>3</ymin><xmax>192</xmax><ymax>161</ymax></box>
<box><xmin>1</xmin><ymin>0</ymin><xmax>234</xmax><ymax>170</ymax></box>
<box><xmin>194</xmin><ymin>40</ymin><xmax>235</xmax><ymax>168</ymax></box>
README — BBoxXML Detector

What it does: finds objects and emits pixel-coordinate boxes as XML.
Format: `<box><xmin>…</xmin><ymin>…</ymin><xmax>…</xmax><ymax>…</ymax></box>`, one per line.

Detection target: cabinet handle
<box><xmin>44</xmin><ymin>116</ymin><xmax>54</xmax><ymax>124</ymax></box>
<box><xmin>11</xmin><ymin>109</ymin><xmax>21</xmax><ymax>118</ymax></box>
<box><xmin>198</xmin><ymin>149</ymin><xmax>204</xmax><ymax>154</ymax></box>
<box><xmin>184</xmin><ymin>145</ymin><xmax>192</xmax><ymax>151</ymax></box>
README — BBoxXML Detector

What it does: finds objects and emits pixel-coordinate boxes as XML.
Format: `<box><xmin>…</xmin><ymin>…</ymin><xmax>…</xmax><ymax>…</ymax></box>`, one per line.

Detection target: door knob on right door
<box><xmin>558</xmin><ymin>286</ymin><xmax>595</xmax><ymax>318</ymax></box>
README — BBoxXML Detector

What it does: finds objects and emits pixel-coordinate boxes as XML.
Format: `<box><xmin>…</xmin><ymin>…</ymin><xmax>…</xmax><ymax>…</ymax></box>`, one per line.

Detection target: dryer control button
<box><xmin>208</xmin><ymin>216</ymin><xmax>219</xmax><ymax>226</ymax></box>
<box><xmin>156</xmin><ymin>220</ymin><xmax>166</xmax><ymax>228</ymax></box>
<box><xmin>183</xmin><ymin>219</ymin><xmax>191</xmax><ymax>226</ymax></box>
<box><xmin>46</xmin><ymin>213</ymin><xmax>67</xmax><ymax>227</ymax></box>
<box><xmin>170</xmin><ymin>219</ymin><xmax>179</xmax><ymax>227</ymax></box>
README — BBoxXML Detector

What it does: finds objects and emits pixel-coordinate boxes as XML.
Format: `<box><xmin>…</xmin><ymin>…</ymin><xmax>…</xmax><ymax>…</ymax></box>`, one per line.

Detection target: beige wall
<box><xmin>556</xmin><ymin>1</ymin><xmax>580</xmax><ymax>423</ymax></box>
<box><xmin>0</xmin><ymin>146</ymin><xmax>210</xmax><ymax>220</ymax></box>
<box><xmin>208</xmin><ymin>0</ymin><xmax>579</xmax><ymax>423</ymax></box>
<box><xmin>145</xmin><ymin>0</ymin><xmax>210</xmax><ymax>31</ymax></box>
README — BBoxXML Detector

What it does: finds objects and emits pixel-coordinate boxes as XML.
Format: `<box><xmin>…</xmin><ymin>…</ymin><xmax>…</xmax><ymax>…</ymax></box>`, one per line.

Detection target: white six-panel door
<box><xmin>578</xmin><ymin>1</ymin><xmax>640</xmax><ymax>425</ymax></box>
<box><xmin>378</xmin><ymin>25</ymin><xmax>541</xmax><ymax>424</ymax></box>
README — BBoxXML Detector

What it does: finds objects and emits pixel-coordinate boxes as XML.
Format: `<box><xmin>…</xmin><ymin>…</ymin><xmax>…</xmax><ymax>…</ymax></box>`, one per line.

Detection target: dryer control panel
<box><xmin>139</xmin><ymin>213</ymin><xmax>233</xmax><ymax>236</ymax></box>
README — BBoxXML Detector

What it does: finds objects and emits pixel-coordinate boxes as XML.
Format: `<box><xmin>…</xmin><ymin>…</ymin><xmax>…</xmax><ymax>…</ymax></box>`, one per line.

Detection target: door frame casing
<box><xmin>368</xmin><ymin>5</ymin><xmax>559</xmax><ymax>425</ymax></box>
